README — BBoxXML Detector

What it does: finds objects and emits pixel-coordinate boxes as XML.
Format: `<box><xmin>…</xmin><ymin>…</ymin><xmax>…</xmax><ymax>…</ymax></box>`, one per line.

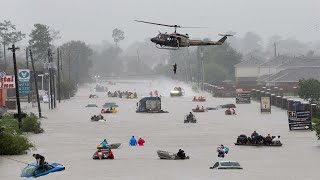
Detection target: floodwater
<box><xmin>1</xmin><ymin>78</ymin><xmax>319</xmax><ymax>180</ymax></box>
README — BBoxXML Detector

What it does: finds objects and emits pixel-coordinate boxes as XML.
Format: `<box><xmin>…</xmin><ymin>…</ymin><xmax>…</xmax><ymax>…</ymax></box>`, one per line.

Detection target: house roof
<box><xmin>259</xmin><ymin>55</ymin><xmax>291</xmax><ymax>67</ymax></box>
<box><xmin>234</xmin><ymin>57</ymin><xmax>265</xmax><ymax>67</ymax></box>
<box><xmin>258</xmin><ymin>67</ymin><xmax>320</xmax><ymax>83</ymax></box>
<box><xmin>278</xmin><ymin>56</ymin><xmax>320</xmax><ymax>69</ymax></box>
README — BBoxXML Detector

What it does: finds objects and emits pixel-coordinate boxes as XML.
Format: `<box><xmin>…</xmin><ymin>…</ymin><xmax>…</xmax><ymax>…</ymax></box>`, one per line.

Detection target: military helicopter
<box><xmin>135</xmin><ymin>20</ymin><xmax>233</xmax><ymax>50</ymax></box>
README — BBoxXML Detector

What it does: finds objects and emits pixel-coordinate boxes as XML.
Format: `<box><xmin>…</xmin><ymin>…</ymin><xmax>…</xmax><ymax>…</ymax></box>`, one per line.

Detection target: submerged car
<box><xmin>210</xmin><ymin>161</ymin><xmax>243</xmax><ymax>170</ymax></box>
<box><xmin>85</xmin><ymin>103</ymin><xmax>98</xmax><ymax>107</ymax></box>
<box><xmin>21</xmin><ymin>163</ymin><xmax>65</xmax><ymax>178</ymax></box>
<box><xmin>102</xmin><ymin>102</ymin><xmax>118</xmax><ymax>108</ymax></box>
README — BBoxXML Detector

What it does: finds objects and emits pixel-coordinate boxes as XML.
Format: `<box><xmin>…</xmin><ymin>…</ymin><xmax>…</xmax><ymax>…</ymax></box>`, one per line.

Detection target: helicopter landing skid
<box><xmin>156</xmin><ymin>44</ymin><xmax>180</xmax><ymax>50</ymax></box>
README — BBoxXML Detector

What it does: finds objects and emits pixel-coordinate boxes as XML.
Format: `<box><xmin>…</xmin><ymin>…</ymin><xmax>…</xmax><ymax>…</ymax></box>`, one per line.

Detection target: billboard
<box><xmin>236</xmin><ymin>91</ymin><xmax>251</xmax><ymax>104</ymax></box>
<box><xmin>260</xmin><ymin>96</ymin><xmax>271</xmax><ymax>113</ymax></box>
<box><xmin>288</xmin><ymin>110</ymin><xmax>312</xmax><ymax>130</ymax></box>
<box><xmin>0</xmin><ymin>75</ymin><xmax>15</xmax><ymax>89</ymax></box>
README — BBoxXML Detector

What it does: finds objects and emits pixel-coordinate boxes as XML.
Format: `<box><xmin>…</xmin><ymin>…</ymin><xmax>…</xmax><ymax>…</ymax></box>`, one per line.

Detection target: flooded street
<box><xmin>1</xmin><ymin>78</ymin><xmax>319</xmax><ymax>180</ymax></box>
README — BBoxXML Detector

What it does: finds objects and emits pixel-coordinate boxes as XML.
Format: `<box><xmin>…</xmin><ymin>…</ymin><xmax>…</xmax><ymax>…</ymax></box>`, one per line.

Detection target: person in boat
<box><xmin>107</xmin><ymin>149</ymin><xmax>114</xmax><ymax>159</ymax></box>
<box><xmin>187</xmin><ymin>112</ymin><xmax>193</xmax><ymax>120</ymax></box>
<box><xmin>251</xmin><ymin>131</ymin><xmax>259</xmax><ymax>144</ymax></box>
<box><xmin>129</xmin><ymin>136</ymin><xmax>137</xmax><ymax>146</ymax></box>
<box><xmin>201</xmin><ymin>106</ymin><xmax>204</xmax><ymax>111</ymax></box>
<box><xmin>138</xmin><ymin>137</ymin><xmax>145</xmax><ymax>146</ymax></box>
<box><xmin>265</xmin><ymin>134</ymin><xmax>273</xmax><ymax>145</ymax></box>
<box><xmin>225</xmin><ymin>108</ymin><xmax>231</xmax><ymax>115</ymax></box>
<box><xmin>98</xmin><ymin>115</ymin><xmax>104</xmax><ymax>120</ymax></box>
<box><xmin>110</xmin><ymin>107</ymin><xmax>113</xmax><ymax>110</ymax></box>
<box><xmin>196</xmin><ymin>105</ymin><xmax>200</xmax><ymax>111</ymax></box>
<box><xmin>272</xmin><ymin>135</ymin><xmax>281</xmax><ymax>144</ymax></box>
<box><xmin>154</xmin><ymin>90</ymin><xmax>158</xmax><ymax>97</ymax></box>
<box><xmin>149</xmin><ymin>91</ymin><xmax>153</xmax><ymax>97</ymax></box>
<box><xmin>232</xmin><ymin>109</ymin><xmax>236</xmax><ymax>115</ymax></box>
<box><xmin>134</xmin><ymin>92</ymin><xmax>137</xmax><ymax>98</ymax></box>
<box><xmin>178</xmin><ymin>87</ymin><xmax>181</xmax><ymax>91</ymax></box>
<box><xmin>96</xmin><ymin>149</ymin><xmax>104</xmax><ymax>160</ymax></box>
<box><xmin>177</xmin><ymin>149</ymin><xmax>186</xmax><ymax>159</ymax></box>
<box><xmin>33</xmin><ymin>154</ymin><xmax>45</xmax><ymax>166</ymax></box>
<box><xmin>193</xmin><ymin>96</ymin><xmax>196</xmax><ymax>101</ymax></box>
<box><xmin>217</xmin><ymin>145</ymin><xmax>225</xmax><ymax>158</ymax></box>
<box><xmin>100</xmin><ymin>139</ymin><xmax>108</xmax><ymax>148</ymax></box>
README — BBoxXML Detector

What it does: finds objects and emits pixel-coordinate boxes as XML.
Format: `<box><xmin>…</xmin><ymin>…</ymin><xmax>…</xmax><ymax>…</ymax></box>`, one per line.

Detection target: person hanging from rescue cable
<box><xmin>173</xmin><ymin>63</ymin><xmax>177</xmax><ymax>74</ymax></box>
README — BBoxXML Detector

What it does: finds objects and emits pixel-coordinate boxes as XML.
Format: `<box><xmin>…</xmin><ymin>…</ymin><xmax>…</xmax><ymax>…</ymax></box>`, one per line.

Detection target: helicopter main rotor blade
<box><xmin>134</xmin><ymin>20</ymin><xmax>180</xmax><ymax>28</ymax></box>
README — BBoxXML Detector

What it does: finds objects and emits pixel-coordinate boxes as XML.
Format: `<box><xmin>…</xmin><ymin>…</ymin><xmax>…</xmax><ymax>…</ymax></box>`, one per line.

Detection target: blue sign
<box><xmin>18</xmin><ymin>81</ymin><xmax>30</xmax><ymax>94</ymax></box>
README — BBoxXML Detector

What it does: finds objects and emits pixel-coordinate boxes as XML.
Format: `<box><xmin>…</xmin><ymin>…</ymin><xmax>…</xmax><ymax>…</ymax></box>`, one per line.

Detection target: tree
<box><xmin>60</xmin><ymin>41</ymin><xmax>93</xmax><ymax>84</ymax></box>
<box><xmin>29</xmin><ymin>24</ymin><xmax>53</xmax><ymax>60</ymax></box>
<box><xmin>298</xmin><ymin>79</ymin><xmax>320</xmax><ymax>103</ymax></box>
<box><xmin>0</xmin><ymin>20</ymin><xmax>25</xmax><ymax>70</ymax></box>
<box><xmin>112</xmin><ymin>28</ymin><xmax>125</xmax><ymax>47</ymax></box>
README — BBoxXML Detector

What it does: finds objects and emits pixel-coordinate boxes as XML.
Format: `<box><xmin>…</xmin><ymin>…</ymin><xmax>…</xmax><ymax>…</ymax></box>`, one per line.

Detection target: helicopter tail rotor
<box><xmin>217</xmin><ymin>34</ymin><xmax>233</xmax><ymax>43</ymax></box>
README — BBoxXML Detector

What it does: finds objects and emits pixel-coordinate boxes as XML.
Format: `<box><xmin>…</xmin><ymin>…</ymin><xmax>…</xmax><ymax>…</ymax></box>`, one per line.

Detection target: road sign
<box><xmin>288</xmin><ymin>110</ymin><xmax>312</xmax><ymax>130</ymax></box>
<box><xmin>18</xmin><ymin>69</ymin><xmax>30</xmax><ymax>94</ymax></box>
<box><xmin>18</xmin><ymin>69</ymin><xmax>30</xmax><ymax>82</ymax></box>
<box><xmin>260</xmin><ymin>96</ymin><xmax>271</xmax><ymax>113</ymax></box>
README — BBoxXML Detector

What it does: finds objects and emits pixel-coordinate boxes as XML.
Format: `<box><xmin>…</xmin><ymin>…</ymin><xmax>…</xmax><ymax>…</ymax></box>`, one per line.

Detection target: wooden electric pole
<box><xmin>8</xmin><ymin>44</ymin><xmax>22</xmax><ymax>128</ymax></box>
<box><xmin>29</xmin><ymin>49</ymin><xmax>42</xmax><ymax>118</ymax></box>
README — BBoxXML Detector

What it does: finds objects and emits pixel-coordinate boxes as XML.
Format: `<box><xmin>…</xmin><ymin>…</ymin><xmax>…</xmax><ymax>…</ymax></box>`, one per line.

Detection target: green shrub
<box><xmin>312</xmin><ymin>118</ymin><xmax>320</xmax><ymax>140</ymax></box>
<box><xmin>0</xmin><ymin>133</ymin><xmax>34</xmax><ymax>155</ymax></box>
<box><xmin>21</xmin><ymin>113</ymin><xmax>44</xmax><ymax>134</ymax></box>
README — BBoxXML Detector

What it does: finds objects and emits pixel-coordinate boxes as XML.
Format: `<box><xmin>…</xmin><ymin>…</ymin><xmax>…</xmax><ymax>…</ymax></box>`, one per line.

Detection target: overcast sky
<box><xmin>1</xmin><ymin>0</ymin><xmax>319</xmax><ymax>47</ymax></box>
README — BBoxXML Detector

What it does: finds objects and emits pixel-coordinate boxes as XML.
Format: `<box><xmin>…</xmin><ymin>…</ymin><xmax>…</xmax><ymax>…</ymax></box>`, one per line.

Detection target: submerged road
<box><xmin>1</xmin><ymin>78</ymin><xmax>319</xmax><ymax>180</ymax></box>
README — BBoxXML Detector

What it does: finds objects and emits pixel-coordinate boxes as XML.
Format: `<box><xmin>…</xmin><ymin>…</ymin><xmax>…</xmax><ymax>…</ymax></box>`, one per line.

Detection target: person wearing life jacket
<box><xmin>107</xmin><ymin>149</ymin><xmax>114</xmax><ymax>159</ymax></box>
<box><xmin>225</xmin><ymin>108</ymin><xmax>231</xmax><ymax>115</ymax></box>
<box><xmin>196</xmin><ymin>105</ymin><xmax>200</xmax><ymax>111</ymax></box>
<box><xmin>138</xmin><ymin>137</ymin><xmax>145</xmax><ymax>146</ymax></box>
<box><xmin>201</xmin><ymin>106</ymin><xmax>204</xmax><ymax>111</ymax></box>
<box><xmin>100</xmin><ymin>139</ymin><xmax>108</xmax><ymax>148</ymax></box>
<box><xmin>149</xmin><ymin>91</ymin><xmax>153</xmax><ymax>97</ymax></box>
<box><xmin>96</xmin><ymin>149</ymin><xmax>104</xmax><ymax>160</ymax></box>
<box><xmin>129</xmin><ymin>136</ymin><xmax>137</xmax><ymax>146</ymax></box>
<box><xmin>154</xmin><ymin>90</ymin><xmax>158</xmax><ymax>97</ymax></box>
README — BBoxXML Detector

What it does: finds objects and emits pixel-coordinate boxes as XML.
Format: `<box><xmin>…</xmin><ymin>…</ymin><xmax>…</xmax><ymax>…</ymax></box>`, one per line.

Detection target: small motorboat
<box><xmin>101</xmin><ymin>108</ymin><xmax>117</xmax><ymax>114</ymax></box>
<box><xmin>192</xmin><ymin>109</ymin><xmax>206</xmax><ymax>112</ymax></box>
<box><xmin>170</xmin><ymin>87</ymin><xmax>185</xmax><ymax>97</ymax></box>
<box><xmin>192</xmin><ymin>97</ymin><xmax>206</xmax><ymax>102</ymax></box>
<box><xmin>234</xmin><ymin>143</ymin><xmax>282</xmax><ymax>146</ymax></box>
<box><xmin>97</xmin><ymin>143</ymin><xmax>122</xmax><ymax>149</ymax></box>
<box><xmin>21</xmin><ymin>162</ymin><xmax>65</xmax><ymax>178</ymax></box>
<box><xmin>206</xmin><ymin>107</ymin><xmax>218</xmax><ymax>110</ymax></box>
<box><xmin>184</xmin><ymin>114</ymin><xmax>197</xmax><ymax>123</ymax></box>
<box><xmin>92</xmin><ymin>149</ymin><xmax>108</xmax><ymax>160</ymax></box>
<box><xmin>157</xmin><ymin>150</ymin><xmax>190</xmax><ymax>160</ymax></box>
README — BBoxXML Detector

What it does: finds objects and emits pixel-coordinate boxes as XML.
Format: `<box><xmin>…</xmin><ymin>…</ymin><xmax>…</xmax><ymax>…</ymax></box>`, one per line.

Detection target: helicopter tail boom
<box><xmin>217</xmin><ymin>34</ymin><xmax>233</xmax><ymax>43</ymax></box>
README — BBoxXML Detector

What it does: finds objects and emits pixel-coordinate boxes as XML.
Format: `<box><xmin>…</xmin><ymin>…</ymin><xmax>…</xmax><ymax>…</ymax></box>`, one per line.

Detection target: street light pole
<box><xmin>8</xmin><ymin>44</ymin><xmax>22</xmax><ymax>128</ymax></box>
<box><xmin>25</xmin><ymin>49</ymin><xmax>30</xmax><ymax>103</ymax></box>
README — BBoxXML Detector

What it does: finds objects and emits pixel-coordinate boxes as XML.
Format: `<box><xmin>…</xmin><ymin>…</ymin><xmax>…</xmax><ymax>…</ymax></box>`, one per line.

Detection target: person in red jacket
<box><xmin>138</xmin><ymin>137</ymin><xmax>145</xmax><ymax>146</ymax></box>
<box><xmin>107</xmin><ymin>149</ymin><xmax>114</xmax><ymax>159</ymax></box>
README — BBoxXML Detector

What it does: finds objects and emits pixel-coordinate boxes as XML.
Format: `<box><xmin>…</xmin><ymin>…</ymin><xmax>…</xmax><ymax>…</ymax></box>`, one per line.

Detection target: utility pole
<box><xmin>8</xmin><ymin>44</ymin><xmax>22</xmax><ymax>128</ymax></box>
<box><xmin>57</xmin><ymin>48</ymin><xmax>61</xmax><ymax>103</ymax></box>
<box><xmin>52</xmin><ymin>51</ymin><xmax>56</xmax><ymax>108</ymax></box>
<box><xmin>29</xmin><ymin>49</ymin><xmax>42</xmax><ymax>118</ymax></box>
<box><xmin>274</xmin><ymin>42</ymin><xmax>277</xmax><ymax>57</ymax></box>
<box><xmin>3</xmin><ymin>43</ymin><xmax>6</xmax><ymax>71</ymax></box>
<box><xmin>25</xmin><ymin>49</ymin><xmax>31</xmax><ymax>103</ymax></box>
<box><xmin>48</xmin><ymin>49</ymin><xmax>54</xmax><ymax>109</ymax></box>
